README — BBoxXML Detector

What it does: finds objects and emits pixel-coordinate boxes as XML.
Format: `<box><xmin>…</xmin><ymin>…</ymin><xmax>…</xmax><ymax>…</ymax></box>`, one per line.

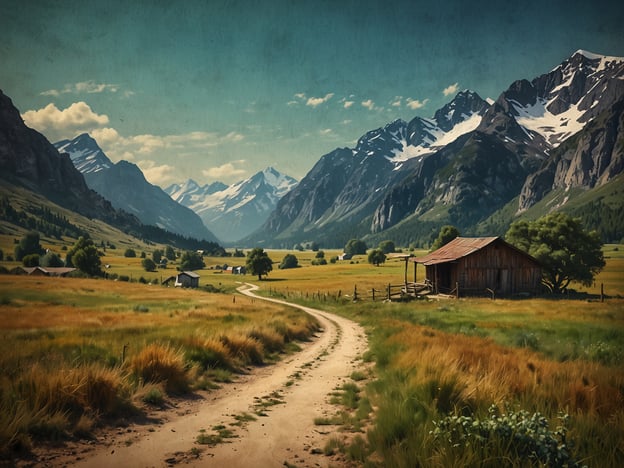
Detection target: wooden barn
<box><xmin>411</xmin><ymin>237</ymin><xmax>542</xmax><ymax>296</ymax></box>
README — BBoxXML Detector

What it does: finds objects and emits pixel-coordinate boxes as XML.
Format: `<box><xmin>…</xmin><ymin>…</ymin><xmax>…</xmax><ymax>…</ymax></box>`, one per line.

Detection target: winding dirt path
<box><xmin>68</xmin><ymin>283</ymin><xmax>368</xmax><ymax>467</ymax></box>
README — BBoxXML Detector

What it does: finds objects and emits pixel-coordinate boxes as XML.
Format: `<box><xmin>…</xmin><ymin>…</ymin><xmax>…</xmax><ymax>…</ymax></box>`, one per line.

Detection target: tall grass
<box><xmin>361</xmin><ymin>321</ymin><xmax>624</xmax><ymax>467</ymax></box>
<box><xmin>0</xmin><ymin>275</ymin><xmax>319</xmax><ymax>460</ymax></box>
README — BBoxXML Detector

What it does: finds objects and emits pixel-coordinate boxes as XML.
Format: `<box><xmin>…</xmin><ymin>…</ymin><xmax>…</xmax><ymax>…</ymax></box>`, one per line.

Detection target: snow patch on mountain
<box><xmin>511</xmin><ymin>98</ymin><xmax>585</xmax><ymax>147</ymax></box>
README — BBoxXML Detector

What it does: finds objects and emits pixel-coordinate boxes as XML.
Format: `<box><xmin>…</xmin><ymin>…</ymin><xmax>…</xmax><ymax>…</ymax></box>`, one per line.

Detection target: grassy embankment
<box><xmin>0</xmin><ymin>274</ymin><xmax>319</xmax><ymax>459</ymax></box>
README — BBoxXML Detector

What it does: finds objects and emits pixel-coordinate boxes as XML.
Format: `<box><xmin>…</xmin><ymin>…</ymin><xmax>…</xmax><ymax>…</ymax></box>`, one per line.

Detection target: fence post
<box><xmin>353</xmin><ymin>285</ymin><xmax>358</xmax><ymax>301</ymax></box>
<box><xmin>372</xmin><ymin>288</ymin><xmax>375</xmax><ymax>301</ymax></box>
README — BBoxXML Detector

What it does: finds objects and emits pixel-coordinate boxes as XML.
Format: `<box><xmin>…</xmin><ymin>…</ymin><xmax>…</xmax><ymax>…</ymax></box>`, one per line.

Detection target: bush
<box><xmin>22</xmin><ymin>254</ymin><xmax>40</xmax><ymax>267</ymax></box>
<box><xmin>431</xmin><ymin>406</ymin><xmax>580</xmax><ymax>467</ymax></box>
<box><xmin>279</xmin><ymin>254</ymin><xmax>299</xmax><ymax>269</ymax></box>
<box><xmin>130</xmin><ymin>343</ymin><xmax>190</xmax><ymax>394</ymax></box>
<box><xmin>124</xmin><ymin>248</ymin><xmax>136</xmax><ymax>258</ymax></box>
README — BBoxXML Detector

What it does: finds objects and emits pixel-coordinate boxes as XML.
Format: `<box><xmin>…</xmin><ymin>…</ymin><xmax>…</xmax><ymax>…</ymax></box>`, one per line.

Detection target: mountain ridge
<box><xmin>54</xmin><ymin>134</ymin><xmax>219</xmax><ymax>243</ymax></box>
<box><xmin>244</xmin><ymin>50</ymin><xmax>624</xmax><ymax>248</ymax></box>
<box><xmin>166</xmin><ymin>167</ymin><xmax>298</xmax><ymax>243</ymax></box>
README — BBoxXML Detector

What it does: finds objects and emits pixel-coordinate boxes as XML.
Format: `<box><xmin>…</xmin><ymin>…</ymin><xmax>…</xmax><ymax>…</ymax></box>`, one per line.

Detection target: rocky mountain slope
<box><xmin>166</xmin><ymin>168</ymin><xmax>297</xmax><ymax>243</ymax></box>
<box><xmin>55</xmin><ymin>134</ymin><xmax>219</xmax><ymax>243</ymax></box>
<box><xmin>246</xmin><ymin>50</ymin><xmax>624</xmax><ymax>248</ymax></box>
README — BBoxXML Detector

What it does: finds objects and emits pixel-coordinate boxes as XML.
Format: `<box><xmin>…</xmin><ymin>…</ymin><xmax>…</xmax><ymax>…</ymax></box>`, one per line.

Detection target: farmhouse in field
<box><xmin>15</xmin><ymin>266</ymin><xmax>76</xmax><ymax>277</ymax></box>
<box><xmin>409</xmin><ymin>237</ymin><xmax>542</xmax><ymax>297</ymax></box>
<box><xmin>163</xmin><ymin>271</ymin><xmax>200</xmax><ymax>288</ymax></box>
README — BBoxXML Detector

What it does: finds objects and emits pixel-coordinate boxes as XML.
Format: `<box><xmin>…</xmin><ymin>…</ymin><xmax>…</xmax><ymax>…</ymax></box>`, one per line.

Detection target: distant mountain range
<box><xmin>54</xmin><ymin>134</ymin><xmax>219</xmax><ymax>243</ymax></box>
<box><xmin>166</xmin><ymin>168</ymin><xmax>298</xmax><ymax>243</ymax></box>
<box><xmin>243</xmin><ymin>50</ymin><xmax>624</xmax><ymax>248</ymax></box>
<box><xmin>0</xmin><ymin>90</ymin><xmax>224</xmax><ymax>253</ymax></box>
<box><xmin>2</xmin><ymin>50</ymin><xmax>622</xmax><ymax>251</ymax></box>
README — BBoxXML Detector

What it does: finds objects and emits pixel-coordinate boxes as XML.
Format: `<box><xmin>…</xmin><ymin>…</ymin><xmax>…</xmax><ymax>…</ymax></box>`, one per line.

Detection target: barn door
<box><xmin>499</xmin><ymin>269</ymin><xmax>510</xmax><ymax>294</ymax></box>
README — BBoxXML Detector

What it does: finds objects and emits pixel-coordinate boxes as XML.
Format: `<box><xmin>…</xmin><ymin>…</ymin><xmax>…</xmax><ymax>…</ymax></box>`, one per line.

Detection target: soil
<box><xmin>23</xmin><ymin>282</ymin><xmax>369</xmax><ymax>468</ymax></box>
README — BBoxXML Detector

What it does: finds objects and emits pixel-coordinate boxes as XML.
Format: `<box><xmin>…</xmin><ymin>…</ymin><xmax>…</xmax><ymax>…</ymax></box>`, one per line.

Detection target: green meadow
<box><xmin>0</xmin><ymin>241</ymin><xmax>623</xmax><ymax>466</ymax></box>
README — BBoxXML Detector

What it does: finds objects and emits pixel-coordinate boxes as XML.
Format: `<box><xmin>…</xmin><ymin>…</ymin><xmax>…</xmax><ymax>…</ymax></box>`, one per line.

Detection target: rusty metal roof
<box><xmin>411</xmin><ymin>237</ymin><xmax>499</xmax><ymax>265</ymax></box>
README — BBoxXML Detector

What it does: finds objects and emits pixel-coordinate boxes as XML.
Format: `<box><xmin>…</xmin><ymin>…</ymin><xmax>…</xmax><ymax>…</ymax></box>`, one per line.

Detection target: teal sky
<box><xmin>1</xmin><ymin>0</ymin><xmax>623</xmax><ymax>186</ymax></box>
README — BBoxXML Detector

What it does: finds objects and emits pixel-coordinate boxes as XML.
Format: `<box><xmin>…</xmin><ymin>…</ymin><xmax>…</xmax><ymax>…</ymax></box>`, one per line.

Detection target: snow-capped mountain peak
<box><xmin>506</xmin><ymin>50</ymin><xmax>624</xmax><ymax>148</ymax></box>
<box><xmin>54</xmin><ymin>133</ymin><xmax>112</xmax><ymax>174</ymax></box>
<box><xmin>168</xmin><ymin>167</ymin><xmax>298</xmax><ymax>243</ymax></box>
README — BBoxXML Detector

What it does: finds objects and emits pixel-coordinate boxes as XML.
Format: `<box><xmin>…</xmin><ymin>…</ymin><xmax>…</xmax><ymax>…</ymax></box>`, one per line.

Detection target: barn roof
<box><xmin>178</xmin><ymin>271</ymin><xmax>200</xmax><ymax>278</ymax></box>
<box><xmin>412</xmin><ymin>237</ymin><xmax>500</xmax><ymax>266</ymax></box>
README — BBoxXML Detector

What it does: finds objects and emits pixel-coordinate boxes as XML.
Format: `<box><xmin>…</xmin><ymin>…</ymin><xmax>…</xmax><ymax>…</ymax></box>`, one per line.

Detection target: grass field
<box><xmin>0</xmin><ymin>274</ymin><xmax>319</xmax><ymax>458</ymax></box>
<box><xmin>1</xmin><ymin>243</ymin><xmax>622</xmax><ymax>465</ymax></box>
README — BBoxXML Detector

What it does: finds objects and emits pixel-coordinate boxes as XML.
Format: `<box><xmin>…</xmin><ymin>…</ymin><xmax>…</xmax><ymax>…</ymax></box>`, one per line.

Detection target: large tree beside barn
<box><xmin>505</xmin><ymin>213</ymin><xmax>605</xmax><ymax>293</ymax></box>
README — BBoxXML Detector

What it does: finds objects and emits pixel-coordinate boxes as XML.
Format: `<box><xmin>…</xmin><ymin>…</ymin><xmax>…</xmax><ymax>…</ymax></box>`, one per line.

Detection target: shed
<box><xmin>174</xmin><ymin>271</ymin><xmax>200</xmax><ymax>288</ymax></box>
<box><xmin>412</xmin><ymin>237</ymin><xmax>542</xmax><ymax>296</ymax></box>
<box><xmin>19</xmin><ymin>266</ymin><xmax>76</xmax><ymax>277</ymax></box>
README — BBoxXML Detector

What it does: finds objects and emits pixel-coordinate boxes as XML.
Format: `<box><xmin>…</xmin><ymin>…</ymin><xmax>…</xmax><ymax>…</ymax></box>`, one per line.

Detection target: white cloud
<box><xmin>341</xmin><ymin>119</ymin><xmax>352</xmax><ymax>125</ymax></box>
<box><xmin>319</xmin><ymin>128</ymin><xmax>333</xmax><ymax>135</ymax></box>
<box><xmin>391</xmin><ymin>96</ymin><xmax>403</xmax><ymax>107</ymax></box>
<box><xmin>137</xmin><ymin>160</ymin><xmax>177</xmax><ymax>186</ymax></box>
<box><xmin>22</xmin><ymin>102</ymin><xmax>110</xmax><ymax>141</ymax></box>
<box><xmin>40</xmin><ymin>80</ymin><xmax>122</xmax><ymax>97</ymax></box>
<box><xmin>443</xmin><ymin>82</ymin><xmax>459</xmax><ymax>96</ymax></box>
<box><xmin>306</xmin><ymin>93</ymin><xmax>334</xmax><ymax>108</ymax></box>
<box><xmin>343</xmin><ymin>100</ymin><xmax>354</xmax><ymax>109</ymax></box>
<box><xmin>406</xmin><ymin>98</ymin><xmax>429</xmax><ymax>110</ymax></box>
<box><xmin>361</xmin><ymin>99</ymin><xmax>375</xmax><ymax>110</ymax></box>
<box><xmin>294</xmin><ymin>92</ymin><xmax>306</xmax><ymax>100</ymax></box>
<box><xmin>202</xmin><ymin>161</ymin><xmax>247</xmax><ymax>180</ymax></box>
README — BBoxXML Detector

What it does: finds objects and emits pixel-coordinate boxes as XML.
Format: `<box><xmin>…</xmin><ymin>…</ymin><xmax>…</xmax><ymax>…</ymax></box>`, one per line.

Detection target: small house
<box><xmin>411</xmin><ymin>237</ymin><xmax>542</xmax><ymax>296</ymax></box>
<box><xmin>174</xmin><ymin>271</ymin><xmax>200</xmax><ymax>288</ymax></box>
<box><xmin>19</xmin><ymin>266</ymin><xmax>76</xmax><ymax>277</ymax></box>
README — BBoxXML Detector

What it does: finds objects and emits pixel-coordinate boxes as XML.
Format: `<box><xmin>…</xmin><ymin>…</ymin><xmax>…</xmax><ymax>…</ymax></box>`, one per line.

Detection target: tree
<box><xmin>505</xmin><ymin>213</ymin><xmax>605</xmax><ymax>293</ymax></box>
<box><xmin>22</xmin><ymin>254</ymin><xmax>40</xmax><ymax>267</ymax></box>
<box><xmin>165</xmin><ymin>245</ymin><xmax>177</xmax><ymax>261</ymax></box>
<box><xmin>124</xmin><ymin>248</ymin><xmax>137</xmax><ymax>258</ymax></box>
<box><xmin>152</xmin><ymin>249</ymin><xmax>163</xmax><ymax>264</ymax></box>
<box><xmin>345</xmin><ymin>239</ymin><xmax>367</xmax><ymax>256</ymax></box>
<box><xmin>67</xmin><ymin>236</ymin><xmax>103</xmax><ymax>276</ymax></box>
<box><xmin>246</xmin><ymin>248</ymin><xmax>273</xmax><ymax>280</ymax></box>
<box><xmin>14</xmin><ymin>231</ymin><xmax>44</xmax><ymax>261</ymax></box>
<box><xmin>315</xmin><ymin>250</ymin><xmax>325</xmax><ymax>259</ymax></box>
<box><xmin>431</xmin><ymin>225</ymin><xmax>460</xmax><ymax>251</ymax></box>
<box><xmin>368</xmin><ymin>249</ymin><xmax>386</xmax><ymax>266</ymax></box>
<box><xmin>40</xmin><ymin>251</ymin><xmax>64</xmax><ymax>267</ymax></box>
<box><xmin>142</xmin><ymin>258</ymin><xmax>157</xmax><ymax>272</ymax></box>
<box><xmin>179</xmin><ymin>251</ymin><xmax>205</xmax><ymax>271</ymax></box>
<box><xmin>378</xmin><ymin>240</ymin><xmax>396</xmax><ymax>254</ymax></box>
<box><xmin>279</xmin><ymin>253</ymin><xmax>299</xmax><ymax>269</ymax></box>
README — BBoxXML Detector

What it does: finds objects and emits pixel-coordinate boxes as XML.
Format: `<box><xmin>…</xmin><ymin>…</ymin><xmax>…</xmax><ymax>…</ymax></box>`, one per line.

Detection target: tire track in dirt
<box><xmin>72</xmin><ymin>283</ymin><xmax>368</xmax><ymax>467</ymax></box>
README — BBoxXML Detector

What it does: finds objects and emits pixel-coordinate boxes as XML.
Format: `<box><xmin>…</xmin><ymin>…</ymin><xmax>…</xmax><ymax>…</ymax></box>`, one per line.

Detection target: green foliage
<box><xmin>141</xmin><ymin>258</ymin><xmax>157</xmax><ymax>272</ymax></box>
<box><xmin>67</xmin><ymin>236</ymin><xmax>103</xmax><ymax>277</ymax></box>
<box><xmin>315</xmin><ymin>250</ymin><xmax>325</xmax><ymax>259</ymax></box>
<box><xmin>152</xmin><ymin>249</ymin><xmax>163</xmax><ymax>264</ymax></box>
<box><xmin>279</xmin><ymin>253</ymin><xmax>299</xmax><ymax>270</ymax></box>
<box><xmin>345</xmin><ymin>238</ymin><xmax>367</xmax><ymax>256</ymax></box>
<box><xmin>431</xmin><ymin>225</ymin><xmax>460</xmax><ymax>251</ymax></box>
<box><xmin>246</xmin><ymin>248</ymin><xmax>273</xmax><ymax>280</ymax></box>
<box><xmin>14</xmin><ymin>231</ymin><xmax>44</xmax><ymax>261</ymax></box>
<box><xmin>22</xmin><ymin>254</ymin><xmax>40</xmax><ymax>267</ymax></box>
<box><xmin>124</xmin><ymin>248</ymin><xmax>136</xmax><ymax>258</ymax></box>
<box><xmin>378</xmin><ymin>240</ymin><xmax>396</xmax><ymax>254</ymax></box>
<box><xmin>506</xmin><ymin>213</ymin><xmax>605</xmax><ymax>293</ymax></box>
<box><xmin>40</xmin><ymin>252</ymin><xmax>64</xmax><ymax>268</ymax></box>
<box><xmin>179</xmin><ymin>251</ymin><xmax>205</xmax><ymax>271</ymax></box>
<box><xmin>432</xmin><ymin>407</ymin><xmax>580</xmax><ymax>467</ymax></box>
<box><xmin>368</xmin><ymin>249</ymin><xmax>386</xmax><ymax>266</ymax></box>
<box><xmin>165</xmin><ymin>245</ymin><xmax>176</xmax><ymax>261</ymax></box>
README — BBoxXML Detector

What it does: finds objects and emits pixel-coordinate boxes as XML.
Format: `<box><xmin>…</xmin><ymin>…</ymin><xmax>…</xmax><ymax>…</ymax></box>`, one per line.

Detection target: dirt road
<box><xmin>69</xmin><ymin>283</ymin><xmax>368</xmax><ymax>467</ymax></box>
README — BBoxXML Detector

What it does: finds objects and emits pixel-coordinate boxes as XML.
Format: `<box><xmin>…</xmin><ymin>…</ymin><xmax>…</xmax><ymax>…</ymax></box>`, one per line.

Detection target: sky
<box><xmin>1</xmin><ymin>0</ymin><xmax>623</xmax><ymax>187</ymax></box>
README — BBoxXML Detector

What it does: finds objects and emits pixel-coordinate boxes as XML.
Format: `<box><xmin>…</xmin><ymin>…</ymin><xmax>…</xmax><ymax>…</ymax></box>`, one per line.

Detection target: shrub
<box><xmin>130</xmin><ymin>343</ymin><xmax>190</xmax><ymax>394</ymax></box>
<box><xmin>431</xmin><ymin>406</ymin><xmax>580</xmax><ymax>467</ymax></box>
<box><xmin>248</xmin><ymin>327</ymin><xmax>285</xmax><ymax>353</ymax></box>
<box><xmin>220</xmin><ymin>334</ymin><xmax>264</xmax><ymax>365</ymax></box>
<box><xmin>124</xmin><ymin>248</ymin><xmax>136</xmax><ymax>258</ymax></box>
<box><xmin>184</xmin><ymin>337</ymin><xmax>234</xmax><ymax>371</ymax></box>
